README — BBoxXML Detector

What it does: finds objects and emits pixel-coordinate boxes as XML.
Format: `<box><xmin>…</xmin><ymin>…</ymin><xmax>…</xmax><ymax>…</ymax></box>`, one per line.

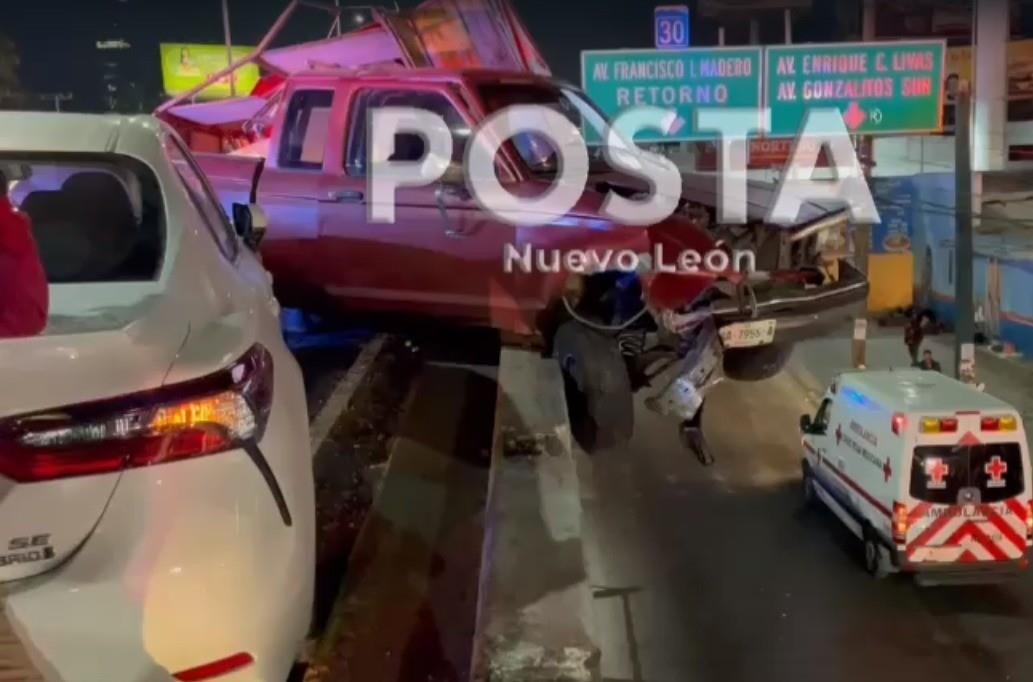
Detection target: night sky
<box><xmin>1</xmin><ymin>0</ymin><xmax>846</xmax><ymax>111</ymax></box>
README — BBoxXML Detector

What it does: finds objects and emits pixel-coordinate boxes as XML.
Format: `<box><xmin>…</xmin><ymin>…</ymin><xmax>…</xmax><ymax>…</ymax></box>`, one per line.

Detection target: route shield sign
<box><xmin>766</xmin><ymin>40</ymin><xmax>946</xmax><ymax>137</ymax></box>
<box><xmin>581</xmin><ymin>47</ymin><xmax>762</xmax><ymax>143</ymax></box>
<box><xmin>655</xmin><ymin>6</ymin><xmax>691</xmax><ymax>49</ymax></box>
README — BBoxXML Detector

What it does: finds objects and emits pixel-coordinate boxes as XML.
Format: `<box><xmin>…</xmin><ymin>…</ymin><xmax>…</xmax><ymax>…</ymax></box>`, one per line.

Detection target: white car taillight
<box><xmin>0</xmin><ymin>345</ymin><xmax>273</xmax><ymax>483</ymax></box>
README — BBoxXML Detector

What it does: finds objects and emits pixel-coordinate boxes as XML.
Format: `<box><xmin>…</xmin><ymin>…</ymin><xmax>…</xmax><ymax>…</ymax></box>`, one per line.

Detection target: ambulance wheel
<box><xmin>863</xmin><ymin>527</ymin><xmax>888</xmax><ymax>579</ymax></box>
<box><xmin>801</xmin><ymin>464</ymin><xmax>816</xmax><ymax>507</ymax></box>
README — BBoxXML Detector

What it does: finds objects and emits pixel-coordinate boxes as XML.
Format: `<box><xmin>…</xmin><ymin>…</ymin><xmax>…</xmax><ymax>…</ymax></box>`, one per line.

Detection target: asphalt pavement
<box><xmin>578</xmin><ymin>339</ymin><xmax>1033</xmax><ymax>682</ymax></box>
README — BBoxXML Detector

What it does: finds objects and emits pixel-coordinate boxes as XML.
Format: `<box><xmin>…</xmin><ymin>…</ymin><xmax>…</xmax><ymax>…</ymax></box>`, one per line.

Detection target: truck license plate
<box><xmin>719</xmin><ymin>320</ymin><xmax>777</xmax><ymax>348</ymax></box>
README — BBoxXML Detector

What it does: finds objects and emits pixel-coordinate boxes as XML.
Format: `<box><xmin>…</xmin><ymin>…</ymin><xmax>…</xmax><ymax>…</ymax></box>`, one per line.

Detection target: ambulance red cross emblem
<box><xmin>985</xmin><ymin>455</ymin><xmax>1008</xmax><ymax>488</ymax></box>
<box><xmin>925</xmin><ymin>458</ymin><xmax>949</xmax><ymax>489</ymax></box>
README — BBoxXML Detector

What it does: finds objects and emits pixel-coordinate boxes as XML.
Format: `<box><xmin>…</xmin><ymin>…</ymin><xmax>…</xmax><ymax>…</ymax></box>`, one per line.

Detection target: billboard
<box><xmin>160</xmin><ymin>43</ymin><xmax>261</xmax><ymax>100</ymax></box>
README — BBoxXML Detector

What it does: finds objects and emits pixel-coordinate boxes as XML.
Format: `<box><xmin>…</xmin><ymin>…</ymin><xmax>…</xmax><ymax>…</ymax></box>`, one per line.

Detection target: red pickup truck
<box><xmin>193</xmin><ymin>66</ymin><xmax>869</xmax><ymax>452</ymax></box>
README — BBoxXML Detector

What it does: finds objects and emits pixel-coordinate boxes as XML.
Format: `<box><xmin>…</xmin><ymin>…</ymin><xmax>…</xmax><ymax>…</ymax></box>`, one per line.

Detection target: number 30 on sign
<box><xmin>655</xmin><ymin>5</ymin><xmax>690</xmax><ymax>50</ymax></box>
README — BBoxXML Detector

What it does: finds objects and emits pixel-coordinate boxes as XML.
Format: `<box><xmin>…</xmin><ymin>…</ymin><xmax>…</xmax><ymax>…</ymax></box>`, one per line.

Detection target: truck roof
<box><xmin>837</xmin><ymin>369</ymin><xmax>1015</xmax><ymax>415</ymax></box>
<box><xmin>291</xmin><ymin>65</ymin><xmax>565</xmax><ymax>87</ymax></box>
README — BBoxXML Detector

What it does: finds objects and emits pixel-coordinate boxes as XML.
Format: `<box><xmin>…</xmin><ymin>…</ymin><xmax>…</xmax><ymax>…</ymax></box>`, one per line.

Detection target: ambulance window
<box><xmin>970</xmin><ymin>443</ymin><xmax>1024</xmax><ymax>502</ymax></box>
<box><xmin>909</xmin><ymin>447</ymin><xmax>968</xmax><ymax>505</ymax></box>
<box><xmin>812</xmin><ymin>399</ymin><xmax>831</xmax><ymax>433</ymax></box>
<box><xmin>910</xmin><ymin>443</ymin><xmax>1024</xmax><ymax>504</ymax></box>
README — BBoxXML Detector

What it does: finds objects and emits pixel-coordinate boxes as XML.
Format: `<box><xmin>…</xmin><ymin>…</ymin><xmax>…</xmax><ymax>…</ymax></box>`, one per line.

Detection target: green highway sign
<box><xmin>765</xmin><ymin>40</ymin><xmax>946</xmax><ymax>137</ymax></box>
<box><xmin>581</xmin><ymin>47</ymin><xmax>762</xmax><ymax>142</ymax></box>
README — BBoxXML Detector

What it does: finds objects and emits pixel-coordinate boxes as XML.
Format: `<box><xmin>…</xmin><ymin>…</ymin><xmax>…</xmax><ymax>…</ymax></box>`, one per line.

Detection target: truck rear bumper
<box><xmin>712</xmin><ymin>260</ymin><xmax>869</xmax><ymax>345</ymax></box>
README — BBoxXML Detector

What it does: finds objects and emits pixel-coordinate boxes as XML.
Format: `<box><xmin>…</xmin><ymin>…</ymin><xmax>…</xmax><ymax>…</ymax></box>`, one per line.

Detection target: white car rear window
<box><xmin>3</xmin><ymin>155</ymin><xmax>164</xmax><ymax>284</ymax></box>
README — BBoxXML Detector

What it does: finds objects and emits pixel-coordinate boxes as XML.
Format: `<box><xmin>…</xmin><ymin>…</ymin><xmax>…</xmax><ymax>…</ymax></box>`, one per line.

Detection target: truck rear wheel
<box><xmin>553</xmin><ymin>321</ymin><xmax>633</xmax><ymax>452</ymax></box>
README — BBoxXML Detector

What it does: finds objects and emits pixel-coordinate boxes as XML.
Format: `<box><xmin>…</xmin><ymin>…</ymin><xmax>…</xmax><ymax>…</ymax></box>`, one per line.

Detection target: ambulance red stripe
<box><xmin>944</xmin><ymin>521</ymin><xmax>1009</xmax><ymax>561</ymax></box>
<box><xmin>906</xmin><ymin>509</ymin><xmax>958</xmax><ymax>552</ymax></box>
<box><xmin>818</xmin><ymin>457</ymin><xmax>891</xmax><ymax>519</ymax></box>
<box><xmin>958</xmin><ymin>549</ymin><xmax>979</xmax><ymax>563</ymax></box>
<box><xmin>1005</xmin><ymin>498</ymin><xmax>1029</xmax><ymax>528</ymax></box>
<box><xmin>908</xmin><ymin>502</ymin><xmax>931</xmax><ymax>523</ymax></box>
<box><xmin>980</xmin><ymin>505</ymin><xmax>1026</xmax><ymax>554</ymax></box>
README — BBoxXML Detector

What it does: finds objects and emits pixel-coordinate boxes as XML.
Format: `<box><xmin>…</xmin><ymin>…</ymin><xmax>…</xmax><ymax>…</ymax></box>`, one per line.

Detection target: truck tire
<box><xmin>722</xmin><ymin>343</ymin><xmax>793</xmax><ymax>382</ymax></box>
<box><xmin>553</xmin><ymin>321</ymin><xmax>634</xmax><ymax>452</ymax></box>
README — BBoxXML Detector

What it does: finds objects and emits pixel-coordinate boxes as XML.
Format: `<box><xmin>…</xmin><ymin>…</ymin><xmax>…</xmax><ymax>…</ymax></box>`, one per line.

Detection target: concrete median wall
<box><xmin>469</xmin><ymin>348</ymin><xmax>600</xmax><ymax>682</ymax></box>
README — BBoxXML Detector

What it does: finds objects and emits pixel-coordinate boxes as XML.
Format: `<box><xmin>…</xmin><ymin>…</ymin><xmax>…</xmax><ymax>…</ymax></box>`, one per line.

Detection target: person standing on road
<box><xmin>904</xmin><ymin>314</ymin><xmax>924</xmax><ymax>365</ymax></box>
<box><xmin>0</xmin><ymin>168</ymin><xmax>49</xmax><ymax>338</ymax></box>
<box><xmin>915</xmin><ymin>350</ymin><xmax>942</xmax><ymax>372</ymax></box>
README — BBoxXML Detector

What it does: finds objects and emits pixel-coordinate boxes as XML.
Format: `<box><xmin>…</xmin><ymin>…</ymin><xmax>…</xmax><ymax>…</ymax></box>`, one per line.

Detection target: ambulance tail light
<box><xmin>891</xmin><ymin>413</ymin><xmax>907</xmax><ymax>435</ymax></box>
<box><xmin>1025</xmin><ymin>501</ymin><xmax>1033</xmax><ymax>541</ymax></box>
<box><xmin>892</xmin><ymin>502</ymin><xmax>910</xmax><ymax>545</ymax></box>
<box><xmin>918</xmin><ymin>417</ymin><xmax>957</xmax><ymax>434</ymax></box>
<box><xmin>982</xmin><ymin>415</ymin><xmax>1018</xmax><ymax>432</ymax></box>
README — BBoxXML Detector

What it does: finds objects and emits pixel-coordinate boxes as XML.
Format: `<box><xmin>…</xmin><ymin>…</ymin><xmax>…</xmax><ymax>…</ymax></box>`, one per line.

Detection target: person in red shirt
<box><xmin>0</xmin><ymin>169</ymin><xmax>49</xmax><ymax>337</ymax></box>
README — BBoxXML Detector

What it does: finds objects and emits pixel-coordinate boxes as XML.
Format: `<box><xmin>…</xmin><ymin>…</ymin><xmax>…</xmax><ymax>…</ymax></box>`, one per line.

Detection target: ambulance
<box><xmin>799</xmin><ymin>369</ymin><xmax>1032</xmax><ymax>585</ymax></box>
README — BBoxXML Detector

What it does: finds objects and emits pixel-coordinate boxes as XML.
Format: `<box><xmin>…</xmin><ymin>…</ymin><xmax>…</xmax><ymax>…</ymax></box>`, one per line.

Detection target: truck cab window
<box><xmin>279</xmin><ymin>90</ymin><xmax>334</xmax><ymax>171</ymax></box>
<box><xmin>346</xmin><ymin>89</ymin><xmax>469</xmax><ymax>177</ymax></box>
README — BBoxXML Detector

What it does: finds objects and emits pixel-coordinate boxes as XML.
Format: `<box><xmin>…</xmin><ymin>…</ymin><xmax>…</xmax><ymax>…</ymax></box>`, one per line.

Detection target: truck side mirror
<box><xmin>232</xmin><ymin>202</ymin><xmax>268</xmax><ymax>251</ymax></box>
<box><xmin>799</xmin><ymin>414</ymin><xmax>812</xmax><ymax>432</ymax></box>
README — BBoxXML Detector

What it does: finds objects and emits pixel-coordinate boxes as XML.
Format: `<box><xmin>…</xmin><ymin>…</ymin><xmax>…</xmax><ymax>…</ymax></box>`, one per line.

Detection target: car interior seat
<box><xmin>58</xmin><ymin>172</ymin><xmax>140</xmax><ymax>281</ymax></box>
<box><xmin>19</xmin><ymin>189</ymin><xmax>88</xmax><ymax>283</ymax></box>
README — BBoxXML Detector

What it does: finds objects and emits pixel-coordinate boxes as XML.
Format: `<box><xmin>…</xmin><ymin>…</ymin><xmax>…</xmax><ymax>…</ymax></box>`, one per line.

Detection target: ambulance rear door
<box><xmin>904</xmin><ymin>413</ymin><xmax>1032</xmax><ymax>565</ymax></box>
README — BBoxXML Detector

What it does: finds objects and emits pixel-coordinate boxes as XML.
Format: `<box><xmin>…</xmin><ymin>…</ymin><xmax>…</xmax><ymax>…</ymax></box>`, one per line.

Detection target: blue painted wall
<box><xmin>909</xmin><ymin>173</ymin><xmax>1033</xmax><ymax>357</ymax></box>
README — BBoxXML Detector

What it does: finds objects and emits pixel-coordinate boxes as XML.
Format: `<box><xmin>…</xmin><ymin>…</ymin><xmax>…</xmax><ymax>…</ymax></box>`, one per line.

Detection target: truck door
<box><xmin>320</xmin><ymin>84</ymin><xmax>520</xmax><ymax>328</ymax></box>
<box><xmin>255</xmin><ymin>84</ymin><xmax>339</xmax><ymax>307</ymax></box>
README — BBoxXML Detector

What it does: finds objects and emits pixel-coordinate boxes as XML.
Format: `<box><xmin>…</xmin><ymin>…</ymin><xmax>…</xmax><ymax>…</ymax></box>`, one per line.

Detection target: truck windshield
<box><xmin>910</xmin><ymin>443</ymin><xmax>1025</xmax><ymax>504</ymax></box>
<box><xmin>476</xmin><ymin>82</ymin><xmax>627</xmax><ymax>176</ymax></box>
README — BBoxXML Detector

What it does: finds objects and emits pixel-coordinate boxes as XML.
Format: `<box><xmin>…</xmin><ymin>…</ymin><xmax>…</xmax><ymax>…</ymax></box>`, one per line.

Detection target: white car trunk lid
<box><xmin>0</xmin><ymin>296</ymin><xmax>188</xmax><ymax>582</ymax></box>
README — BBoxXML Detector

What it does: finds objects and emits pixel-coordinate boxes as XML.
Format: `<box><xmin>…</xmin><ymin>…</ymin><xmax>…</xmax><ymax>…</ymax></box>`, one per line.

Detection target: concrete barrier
<box><xmin>469</xmin><ymin>348</ymin><xmax>600</xmax><ymax>682</ymax></box>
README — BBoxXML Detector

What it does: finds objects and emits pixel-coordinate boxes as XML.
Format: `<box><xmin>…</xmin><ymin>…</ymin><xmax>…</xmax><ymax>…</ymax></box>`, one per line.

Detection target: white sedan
<box><xmin>0</xmin><ymin>113</ymin><xmax>314</xmax><ymax>681</ymax></box>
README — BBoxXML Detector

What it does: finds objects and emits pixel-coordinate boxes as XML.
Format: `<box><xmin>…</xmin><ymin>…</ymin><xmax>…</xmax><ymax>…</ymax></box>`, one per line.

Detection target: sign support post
<box><xmin>955</xmin><ymin>83</ymin><xmax>976</xmax><ymax>384</ymax></box>
<box><xmin>853</xmin><ymin>0</ymin><xmax>876</xmax><ymax>368</ymax></box>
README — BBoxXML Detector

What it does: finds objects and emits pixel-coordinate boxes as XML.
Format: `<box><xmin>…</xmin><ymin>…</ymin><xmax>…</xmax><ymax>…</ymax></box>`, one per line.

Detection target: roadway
<box><xmin>579</xmin><ymin>341</ymin><xmax>1033</xmax><ymax>682</ymax></box>
<box><xmin>299</xmin><ymin>329</ymin><xmax>497</xmax><ymax>682</ymax></box>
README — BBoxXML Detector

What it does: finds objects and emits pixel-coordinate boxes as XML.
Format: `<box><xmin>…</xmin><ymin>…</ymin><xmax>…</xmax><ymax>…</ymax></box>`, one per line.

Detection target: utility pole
<box><xmin>222</xmin><ymin>0</ymin><xmax>235</xmax><ymax>96</ymax></box>
<box><xmin>954</xmin><ymin>82</ymin><xmax>975</xmax><ymax>383</ymax></box>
